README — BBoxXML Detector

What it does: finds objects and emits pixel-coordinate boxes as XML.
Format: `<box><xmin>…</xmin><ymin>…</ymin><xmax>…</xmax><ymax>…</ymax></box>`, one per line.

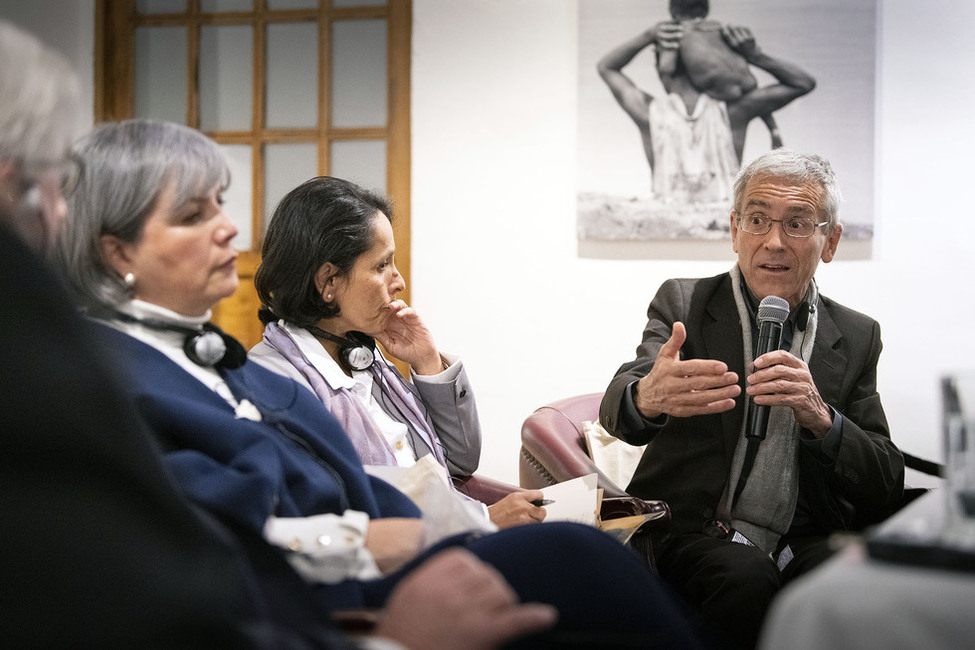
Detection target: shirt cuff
<box><xmin>619</xmin><ymin>379</ymin><xmax>668</xmax><ymax>432</ymax></box>
<box><xmin>800</xmin><ymin>406</ymin><xmax>843</xmax><ymax>462</ymax></box>
<box><xmin>263</xmin><ymin>510</ymin><xmax>381</xmax><ymax>584</ymax></box>
<box><xmin>411</xmin><ymin>352</ymin><xmax>461</xmax><ymax>384</ymax></box>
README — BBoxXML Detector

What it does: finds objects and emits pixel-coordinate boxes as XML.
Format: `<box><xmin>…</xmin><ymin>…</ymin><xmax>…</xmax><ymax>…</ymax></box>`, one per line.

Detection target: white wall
<box><xmin>413</xmin><ymin>0</ymin><xmax>975</xmax><ymax>486</ymax></box>
<box><xmin>7</xmin><ymin>0</ymin><xmax>969</xmax><ymax>488</ymax></box>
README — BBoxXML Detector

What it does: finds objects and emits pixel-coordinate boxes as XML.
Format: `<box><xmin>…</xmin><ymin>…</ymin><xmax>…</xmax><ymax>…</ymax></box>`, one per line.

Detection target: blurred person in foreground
<box><xmin>0</xmin><ymin>19</ymin><xmax>555</xmax><ymax>649</ymax></box>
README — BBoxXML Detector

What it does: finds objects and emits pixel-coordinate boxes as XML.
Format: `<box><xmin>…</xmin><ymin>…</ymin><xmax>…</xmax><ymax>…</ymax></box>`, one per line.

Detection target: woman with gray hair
<box><xmin>53</xmin><ymin>118</ymin><xmax>715</xmax><ymax>648</ymax></box>
<box><xmin>56</xmin><ymin>118</ymin><xmax>236</xmax><ymax>318</ymax></box>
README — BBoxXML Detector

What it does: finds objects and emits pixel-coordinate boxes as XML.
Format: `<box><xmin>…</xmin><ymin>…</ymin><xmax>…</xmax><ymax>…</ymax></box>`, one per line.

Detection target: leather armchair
<box><xmin>453</xmin><ymin>473</ymin><xmax>523</xmax><ymax>506</ymax></box>
<box><xmin>519</xmin><ymin>392</ymin><xmax>670</xmax><ymax>569</ymax></box>
<box><xmin>520</xmin><ymin>392</ymin><xmax>630</xmax><ymax>497</ymax></box>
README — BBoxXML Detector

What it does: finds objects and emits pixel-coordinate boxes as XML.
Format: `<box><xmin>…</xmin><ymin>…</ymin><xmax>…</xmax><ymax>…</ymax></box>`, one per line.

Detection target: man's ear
<box><xmin>100</xmin><ymin>234</ymin><xmax>134</xmax><ymax>278</ymax></box>
<box><xmin>314</xmin><ymin>261</ymin><xmax>340</xmax><ymax>297</ymax></box>
<box><xmin>820</xmin><ymin>223</ymin><xmax>843</xmax><ymax>264</ymax></box>
<box><xmin>729</xmin><ymin>211</ymin><xmax>740</xmax><ymax>253</ymax></box>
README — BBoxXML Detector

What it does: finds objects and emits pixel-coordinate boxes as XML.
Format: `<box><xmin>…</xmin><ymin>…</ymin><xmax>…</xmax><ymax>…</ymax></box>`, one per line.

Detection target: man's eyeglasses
<box><xmin>735</xmin><ymin>212</ymin><xmax>829</xmax><ymax>238</ymax></box>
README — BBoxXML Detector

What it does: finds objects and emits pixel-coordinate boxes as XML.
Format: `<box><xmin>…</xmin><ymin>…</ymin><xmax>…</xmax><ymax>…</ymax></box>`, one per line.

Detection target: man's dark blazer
<box><xmin>600</xmin><ymin>272</ymin><xmax>905</xmax><ymax>539</ymax></box>
<box><xmin>0</xmin><ymin>226</ymin><xmax>348</xmax><ymax>648</ymax></box>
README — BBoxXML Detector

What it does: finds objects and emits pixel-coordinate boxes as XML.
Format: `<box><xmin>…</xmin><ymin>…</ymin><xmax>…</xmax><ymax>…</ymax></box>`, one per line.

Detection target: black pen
<box><xmin>531</xmin><ymin>499</ymin><xmax>555</xmax><ymax>507</ymax></box>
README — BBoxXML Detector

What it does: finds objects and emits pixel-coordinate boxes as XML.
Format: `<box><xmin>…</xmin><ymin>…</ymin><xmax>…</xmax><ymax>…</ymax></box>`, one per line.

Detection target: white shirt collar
<box><xmin>121</xmin><ymin>299</ymin><xmax>212</xmax><ymax>327</ymax></box>
<box><xmin>106</xmin><ymin>300</ymin><xmax>233</xmax><ymax>405</ymax></box>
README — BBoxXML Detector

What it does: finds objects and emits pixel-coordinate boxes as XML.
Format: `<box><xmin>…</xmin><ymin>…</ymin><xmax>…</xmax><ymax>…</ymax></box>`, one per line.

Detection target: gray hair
<box><xmin>732</xmin><ymin>149</ymin><xmax>842</xmax><ymax>231</ymax></box>
<box><xmin>54</xmin><ymin>120</ymin><xmax>230</xmax><ymax>313</ymax></box>
<box><xmin>0</xmin><ymin>20</ymin><xmax>82</xmax><ymax>166</ymax></box>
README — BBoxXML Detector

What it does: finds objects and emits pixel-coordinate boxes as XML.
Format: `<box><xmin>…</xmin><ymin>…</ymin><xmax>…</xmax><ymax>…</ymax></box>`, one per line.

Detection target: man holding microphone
<box><xmin>600</xmin><ymin>148</ymin><xmax>904</xmax><ymax>648</ymax></box>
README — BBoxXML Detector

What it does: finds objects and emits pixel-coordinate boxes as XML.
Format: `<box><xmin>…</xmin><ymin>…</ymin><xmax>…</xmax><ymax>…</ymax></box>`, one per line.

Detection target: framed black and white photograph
<box><xmin>577</xmin><ymin>0</ymin><xmax>877</xmax><ymax>259</ymax></box>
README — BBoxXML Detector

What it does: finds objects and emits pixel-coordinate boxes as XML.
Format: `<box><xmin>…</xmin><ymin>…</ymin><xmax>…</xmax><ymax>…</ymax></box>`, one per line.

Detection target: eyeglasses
<box><xmin>20</xmin><ymin>154</ymin><xmax>83</xmax><ymax>198</ymax></box>
<box><xmin>736</xmin><ymin>212</ymin><xmax>829</xmax><ymax>238</ymax></box>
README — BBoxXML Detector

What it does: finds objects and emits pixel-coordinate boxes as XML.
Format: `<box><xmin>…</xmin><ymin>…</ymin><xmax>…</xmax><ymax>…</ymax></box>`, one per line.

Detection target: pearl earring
<box><xmin>123</xmin><ymin>272</ymin><xmax>136</xmax><ymax>289</ymax></box>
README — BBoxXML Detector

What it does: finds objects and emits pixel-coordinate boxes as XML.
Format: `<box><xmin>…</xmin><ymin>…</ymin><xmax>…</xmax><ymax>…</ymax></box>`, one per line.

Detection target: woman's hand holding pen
<box><xmin>488</xmin><ymin>490</ymin><xmax>550</xmax><ymax>528</ymax></box>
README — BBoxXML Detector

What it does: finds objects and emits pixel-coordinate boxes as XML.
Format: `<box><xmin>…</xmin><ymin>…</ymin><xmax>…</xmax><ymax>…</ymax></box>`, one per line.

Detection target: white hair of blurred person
<box><xmin>0</xmin><ymin>19</ymin><xmax>83</xmax><ymax>255</ymax></box>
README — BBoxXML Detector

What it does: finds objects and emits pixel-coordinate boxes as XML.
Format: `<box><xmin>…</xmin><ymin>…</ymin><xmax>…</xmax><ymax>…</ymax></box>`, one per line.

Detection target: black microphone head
<box><xmin>757</xmin><ymin>295</ymin><xmax>790</xmax><ymax>325</ymax></box>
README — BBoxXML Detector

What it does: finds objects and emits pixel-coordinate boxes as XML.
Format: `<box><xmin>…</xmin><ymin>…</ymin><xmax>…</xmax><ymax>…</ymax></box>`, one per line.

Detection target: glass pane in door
<box><xmin>331</xmin><ymin>139</ymin><xmax>386</xmax><ymax>194</ymax></box>
<box><xmin>201</xmin><ymin>0</ymin><xmax>254</xmax><ymax>12</ymax></box>
<box><xmin>134</xmin><ymin>26</ymin><xmax>188</xmax><ymax>123</ymax></box>
<box><xmin>266</xmin><ymin>22</ymin><xmax>318</xmax><ymax>129</ymax></box>
<box><xmin>333</xmin><ymin>0</ymin><xmax>386</xmax><ymax>7</ymax></box>
<box><xmin>136</xmin><ymin>0</ymin><xmax>187</xmax><ymax>14</ymax></box>
<box><xmin>220</xmin><ymin>144</ymin><xmax>254</xmax><ymax>250</ymax></box>
<box><xmin>267</xmin><ymin>0</ymin><xmax>317</xmax><ymax>9</ymax></box>
<box><xmin>264</xmin><ymin>142</ymin><xmax>318</xmax><ymax>228</ymax></box>
<box><xmin>331</xmin><ymin>19</ymin><xmax>387</xmax><ymax>128</ymax></box>
<box><xmin>200</xmin><ymin>24</ymin><xmax>253</xmax><ymax>131</ymax></box>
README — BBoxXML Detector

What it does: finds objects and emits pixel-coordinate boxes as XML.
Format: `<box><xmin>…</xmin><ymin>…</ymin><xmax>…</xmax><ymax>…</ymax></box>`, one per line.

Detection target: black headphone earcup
<box><xmin>308</xmin><ymin>327</ymin><xmax>376</xmax><ymax>373</ymax></box>
<box><xmin>183</xmin><ymin>330</ymin><xmax>227</xmax><ymax>367</ymax></box>
<box><xmin>183</xmin><ymin>326</ymin><xmax>247</xmax><ymax>369</ymax></box>
<box><xmin>340</xmin><ymin>331</ymin><xmax>376</xmax><ymax>372</ymax></box>
<box><xmin>218</xmin><ymin>333</ymin><xmax>247</xmax><ymax>369</ymax></box>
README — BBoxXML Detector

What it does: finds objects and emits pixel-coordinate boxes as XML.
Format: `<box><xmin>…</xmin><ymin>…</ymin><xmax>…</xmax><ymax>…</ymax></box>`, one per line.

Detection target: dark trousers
<box><xmin>366</xmin><ymin>522</ymin><xmax>716</xmax><ymax>649</ymax></box>
<box><xmin>656</xmin><ymin>532</ymin><xmax>833</xmax><ymax>650</ymax></box>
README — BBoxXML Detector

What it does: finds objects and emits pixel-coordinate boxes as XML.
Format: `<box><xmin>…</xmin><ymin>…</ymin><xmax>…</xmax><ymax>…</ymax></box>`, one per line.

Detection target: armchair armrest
<box><xmin>452</xmin><ymin>473</ymin><xmax>522</xmax><ymax>506</ymax></box>
<box><xmin>519</xmin><ymin>393</ymin><xmax>629</xmax><ymax>497</ymax></box>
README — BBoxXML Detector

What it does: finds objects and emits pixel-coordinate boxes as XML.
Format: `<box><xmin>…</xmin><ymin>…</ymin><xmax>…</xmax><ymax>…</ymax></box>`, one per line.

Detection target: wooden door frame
<box><xmin>94</xmin><ymin>0</ymin><xmax>411</xmax><ymax>355</ymax></box>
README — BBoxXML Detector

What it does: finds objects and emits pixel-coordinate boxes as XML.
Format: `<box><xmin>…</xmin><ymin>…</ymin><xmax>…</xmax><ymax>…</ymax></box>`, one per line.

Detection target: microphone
<box><xmin>745</xmin><ymin>295</ymin><xmax>790</xmax><ymax>440</ymax></box>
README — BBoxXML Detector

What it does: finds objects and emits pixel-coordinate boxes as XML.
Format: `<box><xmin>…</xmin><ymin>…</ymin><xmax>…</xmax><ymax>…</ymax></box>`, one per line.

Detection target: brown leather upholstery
<box><xmin>519</xmin><ymin>393</ymin><xmax>671</xmax><ymax>569</ymax></box>
<box><xmin>453</xmin><ymin>473</ymin><xmax>523</xmax><ymax>506</ymax></box>
<box><xmin>520</xmin><ymin>392</ymin><xmax>630</xmax><ymax>497</ymax></box>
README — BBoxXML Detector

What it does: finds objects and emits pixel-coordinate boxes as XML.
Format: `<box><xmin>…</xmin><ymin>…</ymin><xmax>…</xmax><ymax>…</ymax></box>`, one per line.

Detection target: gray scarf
<box><xmin>719</xmin><ymin>265</ymin><xmax>819</xmax><ymax>554</ymax></box>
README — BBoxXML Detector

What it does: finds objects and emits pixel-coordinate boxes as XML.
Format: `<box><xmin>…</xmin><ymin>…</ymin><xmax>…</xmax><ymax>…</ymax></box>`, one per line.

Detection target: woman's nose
<box><xmin>390</xmin><ymin>265</ymin><xmax>406</xmax><ymax>293</ymax></box>
<box><xmin>216</xmin><ymin>208</ymin><xmax>238</xmax><ymax>243</ymax></box>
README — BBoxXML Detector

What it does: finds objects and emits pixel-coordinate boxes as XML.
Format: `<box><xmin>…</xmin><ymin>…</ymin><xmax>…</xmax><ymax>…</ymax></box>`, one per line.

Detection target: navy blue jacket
<box><xmin>96</xmin><ymin>324</ymin><xmax>421</xmax><ymax>532</ymax></box>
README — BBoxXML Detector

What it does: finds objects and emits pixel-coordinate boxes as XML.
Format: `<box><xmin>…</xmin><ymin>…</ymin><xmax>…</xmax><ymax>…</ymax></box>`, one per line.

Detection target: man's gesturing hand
<box><xmin>634</xmin><ymin>322</ymin><xmax>741</xmax><ymax>419</ymax></box>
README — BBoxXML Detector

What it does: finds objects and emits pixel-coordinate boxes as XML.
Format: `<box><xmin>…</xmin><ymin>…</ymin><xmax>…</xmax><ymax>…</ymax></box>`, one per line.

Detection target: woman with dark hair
<box><xmin>53</xmin><ymin>119</ymin><xmax>713</xmax><ymax>649</ymax></box>
<box><xmin>252</xmin><ymin>176</ymin><xmax>544</xmax><ymax>529</ymax></box>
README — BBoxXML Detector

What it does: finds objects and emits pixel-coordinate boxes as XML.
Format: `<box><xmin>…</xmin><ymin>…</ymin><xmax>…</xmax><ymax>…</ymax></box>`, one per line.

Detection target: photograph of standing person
<box><xmin>577</xmin><ymin>0</ymin><xmax>877</xmax><ymax>250</ymax></box>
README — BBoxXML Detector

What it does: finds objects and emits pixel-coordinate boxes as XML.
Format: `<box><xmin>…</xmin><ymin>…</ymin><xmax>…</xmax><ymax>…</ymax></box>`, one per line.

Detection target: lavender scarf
<box><xmin>262</xmin><ymin>322</ymin><xmax>446</xmax><ymax>469</ymax></box>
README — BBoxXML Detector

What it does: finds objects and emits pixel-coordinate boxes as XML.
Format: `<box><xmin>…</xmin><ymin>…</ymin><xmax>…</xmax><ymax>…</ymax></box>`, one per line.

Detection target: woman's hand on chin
<box><xmin>374</xmin><ymin>299</ymin><xmax>443</xmax><ymax>375</ymax></box>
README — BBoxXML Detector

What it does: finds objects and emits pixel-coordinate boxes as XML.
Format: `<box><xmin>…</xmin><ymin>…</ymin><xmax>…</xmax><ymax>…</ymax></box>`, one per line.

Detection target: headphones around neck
<box><xmin>310</xmin><ymin>327</ymin><xmax>376</xmax><ymax>372</ymax></box>
<box><xmin>111</xmin><ymin>311</ymin><xmax>247</xmax><ymax>369</ymax></box>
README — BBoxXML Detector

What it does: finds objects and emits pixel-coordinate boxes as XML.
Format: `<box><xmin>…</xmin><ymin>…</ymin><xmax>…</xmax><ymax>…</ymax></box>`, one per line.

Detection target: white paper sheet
<box><xmin>539</xmin><ymin>473</ymin><xmax>599</xmax><ymax>526</ymax></box>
